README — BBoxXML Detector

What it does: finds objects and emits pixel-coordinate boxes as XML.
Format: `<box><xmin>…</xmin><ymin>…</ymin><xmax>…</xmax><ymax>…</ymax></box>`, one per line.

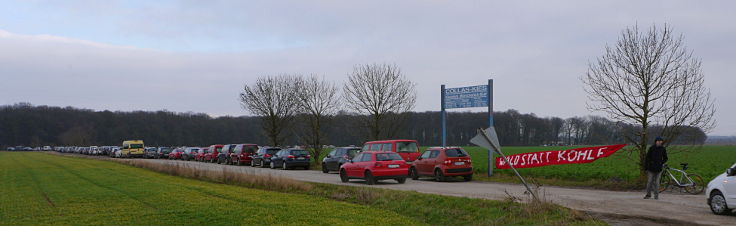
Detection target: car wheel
<box><xmin>434</xmin><ymin>169</ymin><xmax>445</xmax><ymax>182</ymax></box>
<box><xmin>409</xmin><ymin>167</ymin><xmax>419</xmax><ymax>180</ymax></box>
<box><xmin>235</xmin><ymin>159</ymin><xmax>241</xmax><ymax>166</ymax></box>
<box><xmin>340</xmin><ymin>169</ymin><xmax>349</xmax><ymax>183</ymax></box>
<box><xmin>709</xmin><ymin>191</ymin><xmax>731</xmax><ymax>215</ymax></box>
<box><xmin>283</xmin><ymin>162</ymin><xmax>288</xmax><ymax>170</ymax></box>
<box><xmin>250</xmin><ymin>160</ymin><xmax>256</xmax><ymax>167</ymax></box>
<box><xmin>463</xmin><ymin>174</ymin><xmax>473</xmax><ymax>182</ymax></box>
<box><xmin>396</xmin><ymin>177</ymin><xmax>406</xmax><ymax>184</ymax></box>
<box><xmin>365</xmin><ymin>171</ymin><xmax>376</xmax><ymax>185</ymax></box>
<box><xmin>270</xmin><ymin>162</ymin><xmax>275</xmax><ymax>169</ymax></box>
<box><xmin>322</xmin><ymin>164</ymin><xmax>329</xmax><ymax>173</ymax></box>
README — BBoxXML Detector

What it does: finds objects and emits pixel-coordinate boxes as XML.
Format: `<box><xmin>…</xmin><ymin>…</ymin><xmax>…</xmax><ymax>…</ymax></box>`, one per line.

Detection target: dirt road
<box><xmin>116</xmin><ymin>157</ymin><xmax>735</xmax><ymax>225</ymax></box>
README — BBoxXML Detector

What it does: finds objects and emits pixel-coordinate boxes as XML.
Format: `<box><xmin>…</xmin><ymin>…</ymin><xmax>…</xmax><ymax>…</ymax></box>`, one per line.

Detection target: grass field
<box><xmin>0</xmin><ymin>152</ymin><xmax>603</xmax><ymax>225</ymax></box>
<box><xmin>458</xmin><ymin>145</ymin><xmax>736</xmax><ymax>188</ymax></box>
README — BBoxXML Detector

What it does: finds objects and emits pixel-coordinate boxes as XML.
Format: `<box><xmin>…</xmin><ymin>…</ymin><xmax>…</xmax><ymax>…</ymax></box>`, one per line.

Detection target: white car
<box><xmin>706</xmin><ymin>163</ymin><xmax>736</xmax><ymax>215</ymax></box>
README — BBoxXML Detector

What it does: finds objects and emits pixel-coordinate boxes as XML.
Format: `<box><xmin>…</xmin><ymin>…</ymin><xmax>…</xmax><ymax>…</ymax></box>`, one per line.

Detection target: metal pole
<box><xmin>487</xmin><ymin>79</ymin><xmax>494</xmax><ymax>176</ymax></box>
<box><xmin>441</xmin><ymin>85</ymin><xmax>446</xmax><ymax>148</ymax></box>
<box><xmin>479</xmin><ymin>128</ymin><xmax>539</xmax><ymax>202</ymax></box>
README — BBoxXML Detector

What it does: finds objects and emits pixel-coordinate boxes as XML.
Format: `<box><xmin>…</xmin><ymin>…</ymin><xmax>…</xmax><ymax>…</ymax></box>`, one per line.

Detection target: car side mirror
<box><xmin>728</xmin><ymin>168</ymin><xmax>735</xmax><ymax>177</ymax></box>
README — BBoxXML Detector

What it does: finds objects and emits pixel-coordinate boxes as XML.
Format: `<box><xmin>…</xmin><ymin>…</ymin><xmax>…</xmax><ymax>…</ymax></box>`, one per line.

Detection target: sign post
<box><xmin>441</xmin><ymin>79</ymin><xmax>494</xmax><ymax>176</ymax></box>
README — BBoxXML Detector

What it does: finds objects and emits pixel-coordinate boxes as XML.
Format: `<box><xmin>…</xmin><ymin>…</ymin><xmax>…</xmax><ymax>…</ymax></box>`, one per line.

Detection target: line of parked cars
<box><xmin>49</xmin><ymin>139</ymin><xmax>475</xmax><ymax>186</ymax></box>
<box><xmin>3</xmin><ymin>146</ymin><xmax>52</xmax><ymax>151</ymax></box>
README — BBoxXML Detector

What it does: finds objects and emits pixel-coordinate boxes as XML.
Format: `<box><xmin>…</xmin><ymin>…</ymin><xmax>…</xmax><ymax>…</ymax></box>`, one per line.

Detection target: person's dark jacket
<box><xmin>645</xmin><ymin>145</ymin><xmax>668</xmax><ymax>172</ymax></box>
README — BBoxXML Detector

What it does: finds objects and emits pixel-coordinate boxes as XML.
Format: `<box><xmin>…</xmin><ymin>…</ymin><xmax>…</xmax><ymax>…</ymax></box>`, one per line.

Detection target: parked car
<box><xmin>361</xmin><ymin>139</ymin><xmax>421</xmax><ymax>162</ymax></box>
<box><xmin>204</xmin><ymin>144</ymin><xmax>224</xmax><ymax>163</ymax></box>
<box><xmin>230</xmin><ymin>144</ymin><xmax>258</xmax><ymax>166</ymax></box>
<box><xmin>42</xmin><ymin>146</ymin><xmax>52</xmax><ymax>151</ymax></box>
<box><xmin>196</xmin><ymin>147</ymin><xmax>209</xmax><ymax>162</ymax></box>
<box><xmin>7</xmin><ymin>147</ymin><xmax>15</xmax><ymax>151</ymax></box>
<box><xmin>706</xmin><ymin>163</ymin><xmax>736</xmax><ymax>215</ymax></box>
<box><xmin>251</xmin><ymin>147</ymin><xmax>281</xmax><ymax>168</ymax></box>
<box><xmin>182</xmin><ymin>147</ymin><xmax>200</xmax><ymax>161</ymax></box>
<box><xmin>168</xmin><ymin>148</ymin><xmax>184</xmax><ymax>160</ymax></box>
<box><xmin>113</xmin><ymin>148</ymin><xmax>122</xmax><ymax>158</ymax></box>
<box><xmin>156</xmin><ymin>147</ymin><xmax>173</xmax><ymax>159</ymax></box>
<box><xmin>339</xmin><ymin>151</ymin><xmax>409</xmax><ymax>185</ymax></box>
<box><xmin>121</xmin><ymin>140</ymin><xmax>145</xmax><ymax>158</ymax></box>
<box><xmin>322</xmin><ymin>147</ymin><xmax>362</xmax><ymax>173</ymax></box>
<box><xmin>144</xmin><ymin>147</ymin><xmax>158</xmax><ymax>158</ymax></box>
<box><xmin>217</xmin><ymin>144</ymin><xmax>236</xmax><ymax>164</ymax></box>
<box><xmin>410</xmin><ymin>147</ymin><xmax>473</xmax><ymax>182</ymax></box>
<box><xmin>270</xmin><ymin>149</ymin><xmax>311</xmax><ymax>170</ymax></box>
<box><xmin>23</xmin><ymin>147</ymin><xmax>33</xmax><ymax>151</ymax></box>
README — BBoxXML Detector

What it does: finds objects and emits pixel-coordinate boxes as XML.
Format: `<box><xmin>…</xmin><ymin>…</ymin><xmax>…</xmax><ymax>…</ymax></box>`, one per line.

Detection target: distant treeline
<box><xmin>0</xmin><ymin>103</ymin><xmax>706</xmax><ymax>147</ymax></box>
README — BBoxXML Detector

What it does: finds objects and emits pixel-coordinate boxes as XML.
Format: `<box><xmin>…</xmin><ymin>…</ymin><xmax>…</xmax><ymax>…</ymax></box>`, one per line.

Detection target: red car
<box><xmin>339</xmin><ymin>151</ymin><xmax>409</xmax><ymax>185</ymax></box>
<box><xmin>196</xmin><ymin>147</ymin><xmax>209</xmax><ymax>162</ymax></box>
<box><xmin>410</xmin><ymin>147</ymin><xmax>473</xmax><ymax>182</ymax></box>
<box><xmin>168</xmin><ymin>148</ymin><xmax>184</xmax><ymax>160</ymax></box>
<box><xmin>229</xmin><ymin>144</ymin><xmax>258</xmax><ymax>165</ymax></box>
<box><xmin>362</xmin><ymin>139</ymin><xmax>421</xmax><ymax>162</ymax></box>
<box><xmin>204</xmin><ymin>144</ymin><xmax>224</xmax><ymax>163</ymax></box>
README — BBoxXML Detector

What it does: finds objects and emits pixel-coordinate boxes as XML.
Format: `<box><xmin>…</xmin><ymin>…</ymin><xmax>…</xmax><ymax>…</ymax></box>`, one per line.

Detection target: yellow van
<box><xmin>122</xmin><ymin>140</ymin><xmax>145</xmax><ymax>158</ymax></box>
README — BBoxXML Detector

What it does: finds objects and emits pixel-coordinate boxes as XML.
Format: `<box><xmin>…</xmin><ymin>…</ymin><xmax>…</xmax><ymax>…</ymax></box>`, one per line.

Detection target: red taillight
<box><xmin>444</xmin><ymin>160</ymin><xmax>452</xmax><ymax>165</ymax></box>
<box><xmin>288</xmin><ymin>155</ymin><xmax>295</xmax><ymax>159</ymax></box>
<box><xmin>306</xmin><ymin>155</ymin><xmax>311</xmax><ymax>159</ymax></box>
<box><xmin>264</xmin><ymin>154</ymin><xmax>271</xmax><ymax>158</ymax></box>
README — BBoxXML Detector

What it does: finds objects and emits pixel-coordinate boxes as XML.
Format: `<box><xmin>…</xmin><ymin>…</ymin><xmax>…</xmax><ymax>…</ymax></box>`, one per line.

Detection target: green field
<box><xmin>0</xmin><ymin>152</ymin><xmax>603</xmax><ymax>225</ymax></box>
<box><xmin>458</xmin><ymin>145</ymin><xmax>736</xmax><ymax>188</ymax></box>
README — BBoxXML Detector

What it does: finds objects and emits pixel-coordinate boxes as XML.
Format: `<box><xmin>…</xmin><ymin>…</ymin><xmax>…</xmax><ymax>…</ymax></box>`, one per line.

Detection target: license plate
<box><xmin>388</xmin><ymin>164</ymin><xmax>399</xmax><ymax>168</ymax></box>
<box><xmin>454</xmin><ymin>162</ymin><xmax>465</xmax><ymax>165</ymax></box>
<box><xmin>297</xmin><ymin>157</ymin><xmax>305</xmax><ymax>160</ymax></box>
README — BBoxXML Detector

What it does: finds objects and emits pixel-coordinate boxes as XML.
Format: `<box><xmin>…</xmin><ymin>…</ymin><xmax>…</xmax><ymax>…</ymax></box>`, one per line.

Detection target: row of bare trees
<box><xmin>239</xmin><ymin>63</ymin><xmax>417</xmax><ymax>164</ymax></box>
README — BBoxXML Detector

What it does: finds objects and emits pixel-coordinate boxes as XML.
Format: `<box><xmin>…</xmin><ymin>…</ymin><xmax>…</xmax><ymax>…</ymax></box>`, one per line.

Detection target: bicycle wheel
<box><xmin>685</xmin><ymin>174</ymin><xmax>705</xmax><ymax>195</ymax></box>
<box><xmin>658</xmin><ymin>173</ymin><xmax>670</xmax><ymax>193</ymax></box>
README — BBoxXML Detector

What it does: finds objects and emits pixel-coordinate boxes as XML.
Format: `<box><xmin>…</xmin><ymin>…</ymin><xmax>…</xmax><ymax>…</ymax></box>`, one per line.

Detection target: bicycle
<box><xmin>659</xmin><ymin>163</ymin><xmax>705</xmax><ymax>194</ymax></box>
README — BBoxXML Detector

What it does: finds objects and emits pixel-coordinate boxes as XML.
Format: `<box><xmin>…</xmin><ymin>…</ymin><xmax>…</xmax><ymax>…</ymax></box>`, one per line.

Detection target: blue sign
<box><xmin>444</xmin><ymin>85</ymin><xmax>489</xmax><ymax>109</ymax></box>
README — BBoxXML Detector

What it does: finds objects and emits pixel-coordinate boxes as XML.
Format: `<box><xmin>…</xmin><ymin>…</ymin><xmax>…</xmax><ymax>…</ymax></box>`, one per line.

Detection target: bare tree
<box><xmin>583</xmin><ymin>24</ymin><xmax>716</xmax><ymax>179</ymax></box>
<box><xmin>343</xmin><ymin>63</ymin><xmax>416</xmax><ymax>140</ymax></box>
<box><xmin>240</xmin><ymin>75</ymin><xmax>299</xmax><ymax>146</ymax></box>
<box><xmin>294</xmin><ymin>75</ymin><xmax>340</xmax><ymax>165</ymax></box>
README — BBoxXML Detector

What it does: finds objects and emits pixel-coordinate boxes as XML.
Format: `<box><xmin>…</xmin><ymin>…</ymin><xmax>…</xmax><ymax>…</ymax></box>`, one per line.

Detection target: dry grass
<box><xmin>111</xmin><ymin>158</ymin><xmax>313</xmax><ymax>192</ymax></box>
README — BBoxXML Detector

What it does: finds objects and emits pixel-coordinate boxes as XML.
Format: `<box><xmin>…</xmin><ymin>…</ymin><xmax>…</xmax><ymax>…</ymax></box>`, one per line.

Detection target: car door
<box><xmin>416</xmin><ymin>151</ymin><xmax>433</xmax><ymax>175</ymax></box>
<box><xmin>726</xmin><ymin>165</ymin><xmax>736</xmax><ymax>202</ymax></box>
<box><xmin>347</xmin><ymin>153</ymin><xmax>364</xmax><ymax>177</ymax></box>
<box><xmin>326</xmin><ymin>149</ymin><xmax>339</xmax><ymax>170</ymax></box>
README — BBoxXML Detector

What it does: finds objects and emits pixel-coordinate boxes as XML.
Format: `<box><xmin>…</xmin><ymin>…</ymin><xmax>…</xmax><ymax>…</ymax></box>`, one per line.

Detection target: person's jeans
<box><xmin>645</xmin><ymin>170</ymin><xmax>663</xmax><ymax>197</ymax></box>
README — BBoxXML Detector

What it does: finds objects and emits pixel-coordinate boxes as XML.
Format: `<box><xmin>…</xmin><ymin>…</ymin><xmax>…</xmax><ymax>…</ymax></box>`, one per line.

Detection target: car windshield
<box><xmin>395</xmin><ymin>142</ymin><xmax>418</xmax><ymax>153</ymax></box>
<box><xmin>130</xmin><ymin>144</ymin><xmax>143</xmax><ymax>149</ymax></box>
<box><xmin>376</xmin><ymin>153</ymin><xmax>403</xmax><ymax>161</ymax></box>
<box><xmin>215</xmin><ymin>147</ymin><xmax>223</xmax><ymax>152</ymax></box>
<box><xmin>161</xmin><ymin>148</ymin><xmax>172</xmax><ymax>153</ymax></box>
<box><xmin>290</xmin><ymin>150</ymin><xmax>309</xmax><ymax>155</ymax></box>
<box><xmin>445</xmin><ymin>149</ymin><xmax>469</xmax><ymax>157</ymax></box>
<box><xmin>347</xmin><ymin>149</ymin><xmax>362</xmax><ymax>157</ymax></box>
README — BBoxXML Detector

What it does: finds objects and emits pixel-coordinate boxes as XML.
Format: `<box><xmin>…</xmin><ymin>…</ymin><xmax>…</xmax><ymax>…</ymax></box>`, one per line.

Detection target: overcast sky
<box><xmin>1</xmin><ymin>0</ymin><xmax>734</xmax><ymax>135</ymax></box>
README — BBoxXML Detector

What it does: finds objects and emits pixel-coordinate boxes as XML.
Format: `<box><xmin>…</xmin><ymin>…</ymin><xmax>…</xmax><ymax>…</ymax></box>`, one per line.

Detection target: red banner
<box><xmin>495</xmin><ymin>144</ymin><xmax>626</xmax><ymax>169</ymax></box>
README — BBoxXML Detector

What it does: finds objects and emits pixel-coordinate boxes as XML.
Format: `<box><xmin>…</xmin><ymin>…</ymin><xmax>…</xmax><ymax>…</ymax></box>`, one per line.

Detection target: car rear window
<box><xmin>290</xmin><ymin>150</ymin><xmax>309</xmax><ymax>155</ymax></box>
<box><xmin>376</xmin><ymin>153</ymin><xmax>403</xmax><ymax>161</ymax></box>
<box><xmin>396</xmin><ymin>142</ymin><xmax>418</xmax><ymax>153</ymax></box>
<box><xmin>130</xmin><ymin>144</ymin><xmax>143</xmax><ymax>149</ymax></box>
<box><xmin>266</xmin><ymin>149</ymin><xmax>280</xmax><ymax>155</ymax></box>
<box><xmin>445</xmin><ymin>149</ymin><xmax>469</xmax><ymax>157</ymax></box>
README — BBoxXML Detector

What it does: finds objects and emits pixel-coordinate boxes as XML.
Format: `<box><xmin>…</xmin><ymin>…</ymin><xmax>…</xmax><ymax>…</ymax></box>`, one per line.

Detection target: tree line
<box><xmin>0</xmin><ymin>103</ymin><xmax>706</xmax><ymax>149</ymax></box>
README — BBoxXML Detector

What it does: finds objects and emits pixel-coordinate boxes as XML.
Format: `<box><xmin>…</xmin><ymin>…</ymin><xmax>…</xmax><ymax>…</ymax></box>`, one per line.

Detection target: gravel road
<box><xmin>105</xmin><ymin>156</ymin><xmax>736</xmax><ymax>225</ymax></box>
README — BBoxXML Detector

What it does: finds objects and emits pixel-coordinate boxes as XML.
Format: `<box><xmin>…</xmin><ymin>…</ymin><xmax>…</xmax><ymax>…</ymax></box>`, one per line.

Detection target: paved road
<box><xmin>116</xmin><ymin>157</ymin><xmax>734</xmax><ymax>225</ymax></box>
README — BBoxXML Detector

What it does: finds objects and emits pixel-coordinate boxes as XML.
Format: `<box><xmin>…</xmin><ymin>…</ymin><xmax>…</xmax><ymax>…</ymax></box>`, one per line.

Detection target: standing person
<box><xmin>644</xmin><ymin>136</ymin><xmax>668</xmax><ymax>200</ymax></box>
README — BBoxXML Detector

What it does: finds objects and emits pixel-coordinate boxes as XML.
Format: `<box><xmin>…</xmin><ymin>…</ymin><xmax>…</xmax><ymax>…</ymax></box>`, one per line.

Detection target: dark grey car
<box><xmin>251</xmin><ymin>147</ymin><xmax>281</xmax><ymax>168</ymax></box>
<box><xmin>322</xmin><ymin>147</ymin><xmax>362</xmax><ymax>173</ymax></box>
<box><xmin>270</xmin><ymin>149</ymin><xmax>311</xmax><ymax>170</ymax></box>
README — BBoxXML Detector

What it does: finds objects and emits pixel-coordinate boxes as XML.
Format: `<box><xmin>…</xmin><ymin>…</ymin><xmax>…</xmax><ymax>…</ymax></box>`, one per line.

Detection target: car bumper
<box><xmin>444</xmin><ymin>167</ymin><xmax>473</xmax><ymax>176</ymax></box>
<box><xmin>372</xmin><ymin>168</ymin><xmax>409</xmax><ymax>177</ymax></box>
<box><xmin>285</xmin><ymin>161</ymin><xmax>310</xmax><ymax>167</ymax></box>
